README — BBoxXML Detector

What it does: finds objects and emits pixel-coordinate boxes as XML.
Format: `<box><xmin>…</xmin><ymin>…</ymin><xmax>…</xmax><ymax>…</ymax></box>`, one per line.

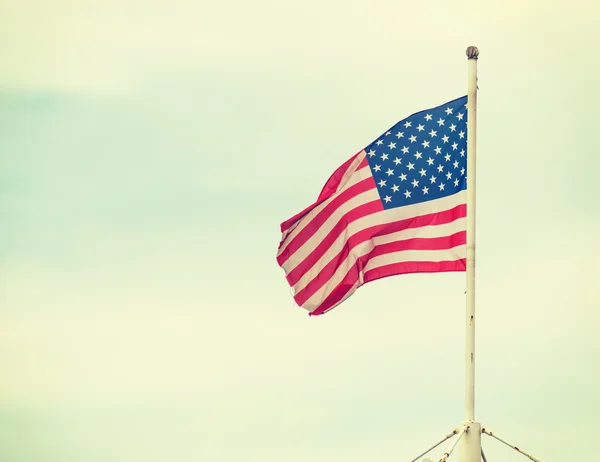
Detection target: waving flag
<box><xmin>277</xmin><ymin>96</ymin><xmax>469</xmax><ymax>316</ymax></box>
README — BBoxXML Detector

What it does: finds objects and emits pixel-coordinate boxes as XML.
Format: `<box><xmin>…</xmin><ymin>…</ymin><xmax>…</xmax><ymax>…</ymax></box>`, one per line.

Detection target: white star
<box><xmin>449</xmin><ymin>123</ymin><xmax>457</xmax><ymax>132</ymax></box>
<box><xmin>417</xmin><ymin>124</ymin><xmax>425</xmax><ymax>132</ymax></box>
<box><xmin>439</xmin><ymin>183</ymin><xmax>445</xmax><ymax>191</ymax></box>
<box><xmin>422</xmin><ymin>186</ymin><xmax>429</xmax><ymax>195</ymax></box>
<box><xmin>404</xmin><ymin>190</ymin><xmax>412</xmax><ymax>198</ymax></box>
<box><xmin>402</xmin><ymin>146</ymin><xmax>410</xmax><ymax>154</ymax></box>
<box><xmin>391</xmin><ymin>184</ymin><xmax>400</xmax><ymax>192</ymax></box>
<box><xmin>424</xmin><ymin>114</ymin><xmax>432</xmax><ymax>121</ymax></box>
<box><xmin>444</xmin><ymin>153</ymin><xmax>451</xmax><ymax>162</ymax></box>
<box><xmin>411</xmin><ymin>179</ymin><xmax>419</xmax><ymax>188</ymax></box>
<box><xmin>426</xmin><ymin>157</ymin><xmax>434</xmax><ymax>166</ymax></box>
<box><xmin>458</xmin><ymin>131</ymin><xmax>465</xmax><ymax>139</ymax></box>
<box><xmin>385</xmin><ymin>131</ymin><xmax>391</xmax><ymax>136</ymax></box>
<box><xmin>373</xmin><ymin>164</ymin><xmax>381</xmax><ymax>172</ymax></box>
<box><xmin>407</xmin><ymin>162</ymin><xmax>415</xmax><ymax>170</ymax></box>
<box><xmin>381</xmin><ymin>153</ymin><xmax>389</xmax><ymax>160</ymax></box>
<box><xmin>409</xmin><ymin>135</ymin><xmax>417</xmax><ymax>143</ymax></box>
<box><xmin>386</xmin><ymin>168</ymin><xmax>394</xmax><ymax>176</ymax></box>
<box><xmin>367</xmin><ymin>149</ymin><xmax>376</xmax><ymax>157</ymax></box>
<box><xmin>388</xmin><ymin>142</ymin><xmax>396</xmax><ymax>149</ymax></box>
<box><xmin>414</xmin><ymin>151</ymin><xmax>423</xmax><ymax>159</ymax></box>
<box><xmin>422</xmin><ymin>140</ymin><xmax>430</xmax><ymax>148</ymax></box>
<box><xmin>430</xmin><ymin>175</ymin><xmax>437</xmax><ymax>184</ymax></box>
<box><xmin>393</xmin><ymin>157</ymin><xmax>402</xmax><ymax>165</ymax></box>
<box><xmin>384</xmin><ymin>195</ymin><xmax>392</xmax><ymax>203</ymax></box>
<box><xmin>457</xmin><ymin>113</ymin><xmax>464</xmax><ymax>120</ymax></box>
<box><xmin>452</xmin><ymin>142</ymin><xmax>458</xmax><ymax>150</ymax></box>
<box><xmin>442</xmin><ymin>135</ymin><xmax>449</xmax><ymax>143</ymax></box>
<box><xmin>437</xmin><ymin>118</ymin><xmax>445</xmax><ymax>126</ymax></box>
<box><xmin>437</xmin><ymin>164</ymin><xmax>444</xmax><ymax>172</ymax></box>
<box><xmin>460</xmin><ymin>167</ymin><xmax>465</xmax><ymax>175</ymax></box>
<box><xmin>434</xmin><ymin>146</ymin><xmax>442</xmax><ymax>155</ymax></box>
<box><xmin>445</xmin><ymin>107</ymin><xmax>453</xmax><ymax>115</ymax></box>
<box><xmin>396</xmin><ymin>131</ymin><xmax>404</xmax><ymax>138</ymax></box>
<box><xmin>460</xmin><ymin>149</ymin><xmax>465</xmax><ymax>157</ymax></box>
<box><xmin>399</xmin><ymin>173</ymin><xmax>407</xmax><ymax>181</ymax></box>
<box><xmin>453</xmin><ymin>160</ymin><xmax>459</xmax><ymax>168</ymax></box>
<box><xmin>378</xmin><ymin>179</ymin><xmax>387</xmax><ymax>187</ymax></box>
<box><xmin>446</xmin><ymin>172</ymin><xmax>452</xmax><ymax>180</ymax></box>
<box><xmin>454</xmin><ymin>179</ymin><xmax>460</xmax><ymax>187</ymax></box>
<box><xmin>376</xmin><ymin>140</ymin><xmax>383</xmax><ymax>145</ymax></box>
<box><xmin>404</xmin><ymin>121</ymin><xmax>412</xmax><ymax>128</ymax></box>
<box><xmin>419</xmin><ymin>168</ymin><xmax>427</xmax><ymax>177</ymax></box>
<box><xmin>429</xmin><ymin>129</ymin><xmax>437</xmax><ymax>137</ymax></box>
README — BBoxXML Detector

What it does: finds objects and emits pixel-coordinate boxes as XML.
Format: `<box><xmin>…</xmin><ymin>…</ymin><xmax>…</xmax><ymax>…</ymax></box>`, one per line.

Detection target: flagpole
<box><xmin>406</xmin><ymin>46</ymin><xmax>544</xmax><ymax>461</ymax></box>
<box><xmin>461</xmin><ymin>45</ymin><xmax>481</xmax><ymax>462</ymax></box>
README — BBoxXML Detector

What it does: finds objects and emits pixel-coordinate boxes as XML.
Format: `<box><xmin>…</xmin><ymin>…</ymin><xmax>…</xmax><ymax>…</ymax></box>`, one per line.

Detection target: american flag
<box><xmin>277</xmin><ymin>96</ymin><xmax>469</xmax><ymax>316</ymax></box>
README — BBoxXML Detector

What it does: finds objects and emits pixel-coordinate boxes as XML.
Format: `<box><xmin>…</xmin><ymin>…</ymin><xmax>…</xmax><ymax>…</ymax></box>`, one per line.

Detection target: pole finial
<box><xmin>466</xmin><ymin>46</ymin><xmax>479</xmax><ymax>59</ymax></box>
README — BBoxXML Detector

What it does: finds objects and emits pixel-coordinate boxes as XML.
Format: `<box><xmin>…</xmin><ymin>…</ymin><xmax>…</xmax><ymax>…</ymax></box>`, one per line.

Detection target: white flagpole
<box><xmin>461</xmin><ymin>45</ymin><xmax>481</xmax><ymax>462</ymax></box>
<box><xmin>408</xmin><ymin>47</ymin><xmax>544</xmax><ymax>462</ymax></box>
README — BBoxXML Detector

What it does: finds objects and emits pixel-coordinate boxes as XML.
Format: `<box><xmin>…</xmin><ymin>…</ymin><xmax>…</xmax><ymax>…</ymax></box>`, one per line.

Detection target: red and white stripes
<box><xmin>277</xmin><ymin>150</ymin><xmax>466</xmax><ymax>315</ymax></box>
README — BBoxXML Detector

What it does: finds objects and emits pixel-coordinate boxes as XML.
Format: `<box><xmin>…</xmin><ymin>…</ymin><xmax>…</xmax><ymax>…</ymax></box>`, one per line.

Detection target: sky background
<box><xmin>1</xmin><ymin>0</ymin><xmax>599</xmax><ymax>461</ymax></box>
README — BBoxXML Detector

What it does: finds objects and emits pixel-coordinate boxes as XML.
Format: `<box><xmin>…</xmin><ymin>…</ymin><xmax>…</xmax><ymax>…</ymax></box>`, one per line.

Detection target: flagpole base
<box><xmin>407</xmin><ymin>421</ymin><xmax>546</xmax><ymax>462</ymax></box>
<box><xmin>459</xmin><ymin>421</ymin><xmax>481</xmax><ymax>462</ymax></box>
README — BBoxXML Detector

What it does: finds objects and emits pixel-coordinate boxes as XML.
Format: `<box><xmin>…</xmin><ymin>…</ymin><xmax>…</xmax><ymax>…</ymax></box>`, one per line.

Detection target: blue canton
<box><xmin>365</xmin><ymin>96</ymin><xmax>468</xmax><ymax>209</ymax></box>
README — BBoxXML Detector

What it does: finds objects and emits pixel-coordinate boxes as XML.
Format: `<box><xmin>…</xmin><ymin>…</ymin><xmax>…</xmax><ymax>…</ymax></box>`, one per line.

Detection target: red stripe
<box><xmin>316</xmin><ymin>152</ymin><xmax>362</xmax><ymax>202</ymax></box>
<box><xmin>308</xmin><ymin>258</ymin><xmax>466</xmax><ymax>316</ymax></box>
<box><xmin>368</xmin><ymin>231</ymin><xmax>466</xmax><ymax>259</ymax></box>
<box><xmin>304</xmin><ymin>264</ymin><xmax>359</xmax><ymax>316</ymax></box>
<box><xmin>289</xmin><ymin>205</ymin><xmax>466</xmax><ymax>303</ymax></box>
<box><xmin>357</xmin><ymin>156</ymin><xmax>369</xmax><ymax>169</ymax></box>
<box><xmin>276</xmin><ymin>176</ymin><xmax>376</xmax><ymax>266</ymax></box>
<box><xmin>285</xmin><ymin>199</ymin><xmax>383</xmax><ymax>285</ymax></box>
<box><xmin>280</xmin><ymin>152</ymin><xmax>361</xmax><ymax>234</ymax></box>
<box><xmin>363</xmin><ymin>259</ymin><xmax>466</xmax><ymax>284</ymax></box>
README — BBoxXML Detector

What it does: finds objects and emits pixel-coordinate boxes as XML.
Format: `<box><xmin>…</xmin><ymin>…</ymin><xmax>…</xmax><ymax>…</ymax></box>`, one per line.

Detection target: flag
<box><xmin>277</xmin><ymin>96</ymin><xmax>469</xmax><ymax>316</ymax></box>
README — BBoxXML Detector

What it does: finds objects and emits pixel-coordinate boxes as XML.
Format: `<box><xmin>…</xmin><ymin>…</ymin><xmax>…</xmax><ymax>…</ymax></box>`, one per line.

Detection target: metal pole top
<box><xmin>466</xmin><ymin>46</ymin><xmax>479</xmax><ymax>59</ymax></box>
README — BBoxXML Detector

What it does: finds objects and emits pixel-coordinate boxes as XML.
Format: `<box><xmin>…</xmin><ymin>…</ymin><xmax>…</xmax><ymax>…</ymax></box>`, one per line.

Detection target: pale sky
<box><xmin>1</xmin><ymin>0</ymin><xmax>599</xmax><ymax>461</ymax></box>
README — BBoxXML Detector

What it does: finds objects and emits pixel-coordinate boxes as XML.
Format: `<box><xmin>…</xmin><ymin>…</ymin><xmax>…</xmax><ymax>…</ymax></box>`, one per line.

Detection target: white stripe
<box><xmin>277</xmin><ymin>163</ymin><xmax>373</xmax><ymax>259</ymax></box>
<box><xmin>279</xmin><ymin>152</ymin><xmax>367</xmax><ymax>243</ymax></box>
<box><xmin>280</xmin><ymin>187</ymin><xmax>379</xmax><ymax>274</ymax></box>
<box><xmin>299</xmin><ymin>222</ymin><xmax>464</xmax><ymax>304</ymax></box>
<box><xmin>292</xmin><ymin>216</ymin><xmax>466</xmax><ymax>293</ymax></box>
<box><xmin>363</xmin><ymin>245</ymin><xmax>466</xmax><ymax>274</ymax></box>
<box><xmin>285</xmin><ymin>189</ymin><xmax>465</xmax><ymax>277</ymax></box>
<box><xmin>335</xmin><ymin>150</ymin><xmax>367</xmax><ymax>194</ymax></box>
<box><xmin>303</xmin><ymin>244</ymin><xmax>465</xmax><ymax>312</ymax></box>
